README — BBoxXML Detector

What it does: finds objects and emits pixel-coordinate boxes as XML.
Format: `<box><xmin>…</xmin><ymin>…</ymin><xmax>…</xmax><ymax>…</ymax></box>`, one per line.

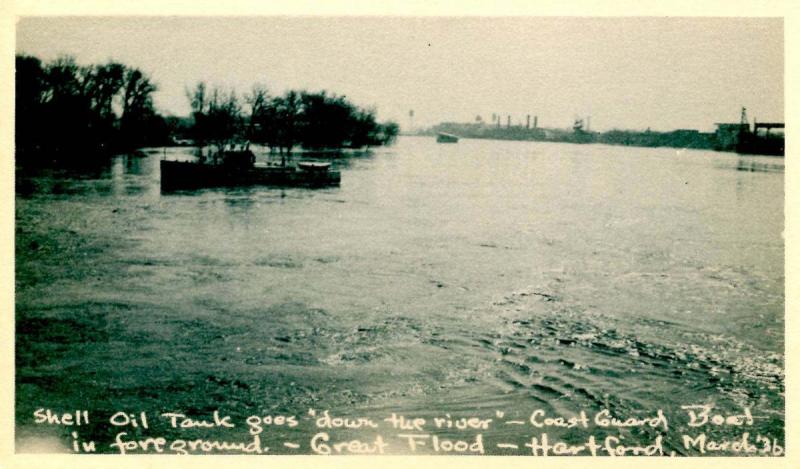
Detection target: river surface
<box><xmin>15</xmin><ymin>137</ymin><xmax>784</xmax><ymax>455</ymax></box>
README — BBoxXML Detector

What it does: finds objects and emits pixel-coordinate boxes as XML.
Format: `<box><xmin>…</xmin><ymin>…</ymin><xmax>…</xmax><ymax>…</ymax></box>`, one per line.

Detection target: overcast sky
<box><xmin>16</xmin><ymin>16</ymin><xmax>783</xmax><ymax>132</ymax></box>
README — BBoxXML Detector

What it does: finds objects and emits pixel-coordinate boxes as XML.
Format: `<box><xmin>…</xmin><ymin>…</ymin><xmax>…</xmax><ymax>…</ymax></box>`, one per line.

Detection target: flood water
<box><xmin>15</xmin><ymin>137</ymin><xmax>784</xmax><ymax>455</ymax></box>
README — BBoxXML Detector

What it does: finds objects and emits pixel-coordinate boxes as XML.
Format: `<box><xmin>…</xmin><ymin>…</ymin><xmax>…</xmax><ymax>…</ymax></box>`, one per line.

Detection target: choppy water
<box><xmin>15</xmin><ymin>137</ymin><xmax>784</xmax><ymax>455</ymax></box>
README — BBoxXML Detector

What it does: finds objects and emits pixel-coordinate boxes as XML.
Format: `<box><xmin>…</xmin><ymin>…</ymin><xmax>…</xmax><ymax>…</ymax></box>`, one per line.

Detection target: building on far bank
<box><xmin>713</xmin><ymin>122</ymin><xmax>784</xmax><ymax>156</ymax></box>
<box><xmin>713</xmin><ymin>123</ymin><xmax>749</xmax><ymax>151</ymax></box>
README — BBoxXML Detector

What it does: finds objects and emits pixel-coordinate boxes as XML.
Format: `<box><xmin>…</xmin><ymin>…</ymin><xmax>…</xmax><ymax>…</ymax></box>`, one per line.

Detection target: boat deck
<box><xmin>160</xmin><ymin>159</ymin><xmax>341</xmax><ymax>190</ymax></box>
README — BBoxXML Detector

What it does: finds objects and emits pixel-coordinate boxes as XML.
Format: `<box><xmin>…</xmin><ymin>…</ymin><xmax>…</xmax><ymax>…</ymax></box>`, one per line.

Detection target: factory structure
<box><xmin>420</xmin><ymin>107</ymin><xmax>784</xmax><ymax>156</ymax></box>
<box><xmin>714</xmin><ymin>107</ymin><xmax>784</xmax><ymax>156</ymax></box>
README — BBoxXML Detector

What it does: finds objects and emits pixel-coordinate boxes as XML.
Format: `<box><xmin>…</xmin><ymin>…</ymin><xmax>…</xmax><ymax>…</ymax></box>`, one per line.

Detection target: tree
<box><xmin>15</xmin><ymin>55</ymin><xmax>47</xmax><ymax>151</ymax></box>
<box><xmin>186</xmin><ymin>82</ymin><xmax>209</xmax><ymax>146</ymax></box>
<box><xmin>245</xmin><ymin>84</ymin><xmax>270</xmax><ymax>145</ymax></box>
<box><xmin>185</xmin><ymin>81</ymin><xmax>398</xmax><ymax>164</ymax></box>
<box><xmin>85</xmin><ymin>62</ymin><xmax>126</xmax><ymax>122</ymax></box>
<box><xmin>16</xmin><ymin>54</ymin><xmax>168</xmax><ymax>157</ymax></box>
<box><xmin>375</xmin><ymin>121</ymin><xmax>399</xmax><ymax>145</ymax></box>
<box><xmin>185</xmin><ymin>82</ymin><xmax>243</xmax><ymax>154</ymax></box>
<box><xmin>120</xmin><ymin>68</ymin><xmax>159</xmax><ymax>146</ymax></box>
<box><xmin>38</xmin><ymin>55</ymin><xmax>96</xmax><ymax>153</ymax></box>
<box><xmin>348</xmin><ymin>108</ymin><xmax>378</xmax><ymax>148</ymax></box>
<box><xmin>83</xmin><ymin>62</ymin><xmax>126</xmax><ymax>146</ymax></box>
<box><xmin>206</xmin><ymin>88</ymin><xmax>243</xmax><ymax>151</ymax></box>
<box><xmin>267</xmin><ymin>90</ymin><xmax>303</xmax><ymax>161</ymax></box>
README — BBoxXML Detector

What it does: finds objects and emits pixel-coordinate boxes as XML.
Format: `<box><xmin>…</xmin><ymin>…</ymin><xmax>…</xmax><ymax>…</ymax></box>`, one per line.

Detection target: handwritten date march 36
<box><xmin>31</xmin><ymin>404</ymin><xmax>782</xmax><ymax>456</ymax></box>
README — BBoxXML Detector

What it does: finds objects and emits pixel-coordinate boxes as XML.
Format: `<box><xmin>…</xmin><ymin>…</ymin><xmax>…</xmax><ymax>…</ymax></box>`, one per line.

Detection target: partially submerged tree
<box><xmin>247</xmin><ymin>88</ymin><xmax>399</xmax><ymax>156</ymax></box>
<box><xmin>186</xmin><ymin>82</ymin><xmax>243</xmax><ymax>156</ymax></box>
<box><xmin>85</xmin><ymin>62</ymin><xmax>126</xmax><ymax>128</ymax></box>
<box><xmin>120</xmin><ymin>68</ymin><xmax>164</xmax><ymax>148</ymax></box>
<box><xmin>245</xmin><ymin>84</ymin><xmax>269</xmax><ymax>141</ymax></box>
<box><xmin>185</xmin><ymin>83</ymin><xmax>399</xmax><ymax>163</ymax></box>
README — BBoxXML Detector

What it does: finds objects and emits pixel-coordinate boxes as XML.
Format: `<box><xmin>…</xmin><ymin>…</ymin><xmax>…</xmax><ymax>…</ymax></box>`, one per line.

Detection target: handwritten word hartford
<box><xmin>29</xmin><ymin>404</ymin><xmax>783</xmax><ymax>456</ymax></box>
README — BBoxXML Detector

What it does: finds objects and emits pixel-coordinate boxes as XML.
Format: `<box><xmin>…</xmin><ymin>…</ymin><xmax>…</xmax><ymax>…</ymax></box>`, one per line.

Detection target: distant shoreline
<box><xmin>407</xmin><ymin>123</ymin><xmax>785</xmax><ymax>157</ymax></box>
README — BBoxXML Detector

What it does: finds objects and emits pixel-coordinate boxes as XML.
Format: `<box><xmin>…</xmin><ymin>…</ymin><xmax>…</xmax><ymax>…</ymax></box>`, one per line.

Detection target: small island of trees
<box><xmin>185</xmin><ymin>83</ymin><xmax>398</xmax><ymax>158</ymax></box>
<box><xmin>15</xmin><ymin>54</ymin><xmax>399</xmax><ymax>160</ymax></box>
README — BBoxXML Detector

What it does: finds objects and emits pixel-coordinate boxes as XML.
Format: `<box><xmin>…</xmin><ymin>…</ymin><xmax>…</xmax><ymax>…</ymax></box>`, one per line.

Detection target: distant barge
<box><xmin>436</xmin><ymin>132</ymin><xmax>459</xmax><ymax>143</ymax></box>
<box><xmin>160</xmin><ymin>147</ymin><xmax>340</xmax><ymax>191</ymax></box>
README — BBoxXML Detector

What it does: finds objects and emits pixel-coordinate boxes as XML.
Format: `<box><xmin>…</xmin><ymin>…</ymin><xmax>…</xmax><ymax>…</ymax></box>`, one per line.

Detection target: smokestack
<box><xmin>526</xmin><ymin>115</ymin><xmax>530</xmax><ymax>129</ymax></box>
<box><xmin>534</xmin><ymin>116</ymin><xmax>538</xmax><ymax>128</ymax></box>
<box><xmin>507</xmin><ymin>115</ymin><xmax>511</xmax><ymax>128</ymax></box>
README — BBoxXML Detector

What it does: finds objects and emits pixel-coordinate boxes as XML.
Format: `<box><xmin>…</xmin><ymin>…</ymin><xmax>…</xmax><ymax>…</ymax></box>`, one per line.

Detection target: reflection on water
<box><xmin>15</xmin><ymin>138</ymin><xmax>784</xmax><ymax>454</ymax></box>
<box><xmin>123</xmin><ymin>153</ymin><xmax>148</xmax><ymax>175</ymax></box>
<box><xmin>733</xmin><ymin>157</ymin><xmax>784</xmax><ymax>173</ymax></box>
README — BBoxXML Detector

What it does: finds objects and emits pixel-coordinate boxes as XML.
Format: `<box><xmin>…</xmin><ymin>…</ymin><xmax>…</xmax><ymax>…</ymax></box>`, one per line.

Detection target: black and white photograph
<box><xmin>4</xmin><ymin>2</ymin><xmax>795</xmax><ymax>462</ymax></box>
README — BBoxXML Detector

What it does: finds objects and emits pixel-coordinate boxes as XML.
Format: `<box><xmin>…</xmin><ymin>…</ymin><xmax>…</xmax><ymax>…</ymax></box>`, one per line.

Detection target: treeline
<box><xmin>15</xmin><ymin>54</ymin><xmax>170</xmax><ymax>157</ymax></box>
<box><xmin>186</xmin><ymin>83</ymin><xmax>399</xmax><ymax>154</ymax></box>
<box><xmin>15</xmin><ymin>54</ymin><xmax>399</xmax><ymax>159</ymax></box>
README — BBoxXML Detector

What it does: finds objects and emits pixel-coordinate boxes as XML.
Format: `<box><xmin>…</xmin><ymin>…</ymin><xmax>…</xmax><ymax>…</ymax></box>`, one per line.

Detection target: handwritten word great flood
<box><xmin>28</xmin><ymin>404</ymin><xmax>782</xmax><ymax>456</ymax></box>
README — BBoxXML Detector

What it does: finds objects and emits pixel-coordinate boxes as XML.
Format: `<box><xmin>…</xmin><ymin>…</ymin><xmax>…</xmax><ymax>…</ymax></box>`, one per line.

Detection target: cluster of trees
<box><xmin>15</xmin><ymin>54</ymin><xmax>169</xmax><ymax>157</ymax></box>
<box><xmin>15</xmin><ymin>54</ymin><xmax>399</xmax><ymax>160</ymax></box>
<box><xmin>186</xmin><ymin>83</ymin><xmax>399</xmax><ymax>155</ymax></box>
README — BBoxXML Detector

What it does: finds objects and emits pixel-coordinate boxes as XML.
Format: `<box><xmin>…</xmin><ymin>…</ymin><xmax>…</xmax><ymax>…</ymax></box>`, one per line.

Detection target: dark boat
<box><xmin>160</xmin><ymin>146</ymin><xmax>340</xmax><ymax>191</ymax></box>
<box><xmin>735</xmin><ymin>131</ymin><xmax>784</xmax><ymax>157</ymax></box>
<box><xmin>436</xmin><ymin>132</ymin><xmax>459</xmax><ymax>143</ymax></box>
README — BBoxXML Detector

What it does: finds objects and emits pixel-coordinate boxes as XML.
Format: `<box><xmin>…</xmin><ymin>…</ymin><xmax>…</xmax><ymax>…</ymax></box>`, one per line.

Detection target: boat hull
<box><xmin>735</xmin><ymin>134</ymin><xmax>784</xmax><ymax>156</ymax></box>
<box><xmin>160</xmin><ymin>160</ymin><xmax>341</xmax><ymax>191</ymax></box>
